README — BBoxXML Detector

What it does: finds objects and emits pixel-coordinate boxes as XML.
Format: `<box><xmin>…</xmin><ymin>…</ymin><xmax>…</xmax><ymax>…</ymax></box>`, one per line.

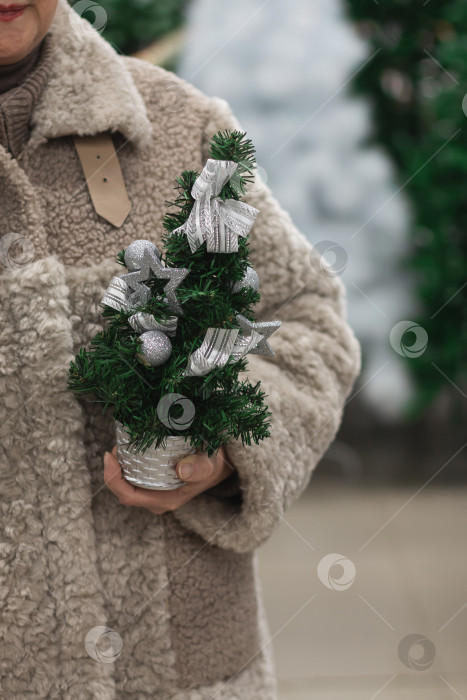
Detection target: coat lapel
<box><xmin>28</xmin><ymin>0</ymin><xmax>153</xmax><ymax>150</ymax></box>
<box><xmin>0</xmin><ymin>28</ymin><xmax>126</xmax><ymax>684</ymax></box>
<box><xmin>0</xmin><ymin>143</ymin><xmax>50</xmax><ymax>257</ymax></box>
<box><xmin>0</xmin><ymin>251</ymin><xmax>119</xmax><ymax>697</ymax></box>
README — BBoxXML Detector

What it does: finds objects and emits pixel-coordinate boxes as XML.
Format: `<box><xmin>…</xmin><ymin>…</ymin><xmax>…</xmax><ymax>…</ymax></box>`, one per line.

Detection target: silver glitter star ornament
<box><xmin>236</xmin><ymin>314</ymin><xmax>281</xmax><ymax>357</ymax></box>
<box><xmin>120</xmin><ymin>247</ymin><xmax>189</xmax><ymax>316</ymax></box>
<box><xmin>229</xmin><ymin>328</ymin><xmax>264</xmax><ymax>361</ymax></box>
<box><xmin>232</xmin><ymin>266</ymin><xmax>260</xmax><ymax>293</ymax></box>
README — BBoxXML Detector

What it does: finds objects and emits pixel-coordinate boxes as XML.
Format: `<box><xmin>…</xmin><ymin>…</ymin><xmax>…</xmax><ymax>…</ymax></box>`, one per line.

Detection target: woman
<box><xmin>0</xmin><ymin>0</ymin><xmax>361</xmax><ymax>697</ymax></box>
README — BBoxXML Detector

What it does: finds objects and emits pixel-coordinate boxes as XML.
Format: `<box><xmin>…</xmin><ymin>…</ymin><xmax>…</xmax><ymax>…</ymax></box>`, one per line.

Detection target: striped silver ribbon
<box><xmin>101</xmin><ymin>276</ymin><xmax>134</xmax><ymax>313</ymax></box>
<box><xmin>183</xmin><ymin>326</ymin><xmax>265</xmax><ymax>377</ymax></box>
<box><xmin>183</xmin><ymin>328</ymin><xmax>239</xmax><ymax>377</ymax></box>
<box><xmin>230</xmin><ymin>329</ymin><xmax>264</xmax><ymax>361</ymax></box>
<box><xmin>172</xmin><ymin>158</ymin><xmax>260</xmax><ymax>253</ymax></box>
<box><xmin>101</xmin><ymin>281</ymin><xmax>179</xmax><ymax>340</ymax></box>
<box><xmin>128</xmin><ymin>312</ymin><xmax>178</xmax><ymax>337</ymax></box>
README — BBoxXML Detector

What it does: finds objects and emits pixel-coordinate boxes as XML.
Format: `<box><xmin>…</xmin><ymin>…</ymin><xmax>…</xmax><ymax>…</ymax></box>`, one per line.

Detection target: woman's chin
<box><xmin>0</xmin><ymin>29</ymin><xmax>38</xmax><ymax>64</ymax></box>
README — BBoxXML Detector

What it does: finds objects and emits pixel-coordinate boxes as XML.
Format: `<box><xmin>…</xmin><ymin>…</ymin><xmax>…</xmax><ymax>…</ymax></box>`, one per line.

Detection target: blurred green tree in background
<box><xmin>344</xmin><ymin>0</ymin><xmax>467</xmax><ymax>415</ymax></box>
<box><xmin>71</xmin><ymin>0</ymin><xmax>190</xmax><ymax>57</ymax></box>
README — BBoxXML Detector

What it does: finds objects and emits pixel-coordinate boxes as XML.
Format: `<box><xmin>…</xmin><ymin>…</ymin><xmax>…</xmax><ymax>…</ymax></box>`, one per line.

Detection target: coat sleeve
<box><xmin>171</xmin><ymin>95</ymin><xmax>361</xmax><ymax>553</ymax></box>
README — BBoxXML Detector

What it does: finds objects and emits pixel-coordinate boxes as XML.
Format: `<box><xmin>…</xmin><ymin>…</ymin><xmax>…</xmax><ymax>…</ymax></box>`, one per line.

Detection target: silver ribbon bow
<box><xmin>101</xmin><ymin>276</ymin><xmax>162</xmax><ymax>315</ymax></box>
<box><xmin>183</xmin><ymin>328</ymin><xmax>240</xmax><ymax>377</ymax></box>
<box><xmin>172</xmin><ymin>158</ymin><xmax>260</xmax><ymax>253</ymax></box>
<box><xmin>183</xmin><ymin>313</ymin><xmax>281</xmax><ymax>377</ymax></box>
<box><xmin>183</xmin><ymin>321</ymin><xmax>278</xmax><ymax>377</ymax></box>
<box><xmin>128</xmin><ymin>312</ymin><xmax>178</xmax><ymax>337</ymax></box>
<box><xmin>101</xmin><ymin>280</ymin><xmax>179</xmax><ymax>337</ymax></box>
<box><xmin>101</xmin><ymin>276</ymin><xmax>135</xmax><ymax>313</ymax></box>
<box><xmin>229</xmin><ymin>329</ymin><xmax>264</xmax><ymax>361</ymax></box>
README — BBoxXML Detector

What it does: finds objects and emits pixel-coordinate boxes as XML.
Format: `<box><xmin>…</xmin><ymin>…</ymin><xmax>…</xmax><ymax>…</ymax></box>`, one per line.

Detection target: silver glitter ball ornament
<box><xmin>124</xmin><ymin>239</ymin><xmax>160</xmax><ymax>271</ymax></box>
<box><xmin>136</xmin><ymin>330</ymin><xmax>172</xmax><ymax>367</ymax></box>
<box><xmin>232</xmin><ymin>266</ymin><xmax>260</xmax><ymax>293</ymax></box>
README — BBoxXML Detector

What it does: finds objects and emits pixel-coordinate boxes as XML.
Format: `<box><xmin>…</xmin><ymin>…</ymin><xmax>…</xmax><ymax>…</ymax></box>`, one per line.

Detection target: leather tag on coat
<box><xmin>73</xmin><ymin>133</ymin><xmax>131</xmax><ymax>227</ymax></box>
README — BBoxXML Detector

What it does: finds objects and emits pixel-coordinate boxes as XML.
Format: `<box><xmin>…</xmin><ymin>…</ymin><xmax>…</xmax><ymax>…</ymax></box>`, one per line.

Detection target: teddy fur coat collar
<box><xmin>0</xmin><ymin>0</ymin><xmax>361</xmax><ymax>697</ymax></box>
<box><xmin>28</xmin><ymin>0</ymin><xmax>153</xmax><ymax>150</ymax></box>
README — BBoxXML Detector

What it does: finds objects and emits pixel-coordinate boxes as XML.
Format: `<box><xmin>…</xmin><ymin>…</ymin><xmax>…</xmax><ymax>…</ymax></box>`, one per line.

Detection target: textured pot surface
<box><xmin>115</xmin><ymin>420</ymin><xmax>195</xmax><ymax>490</ymax></box>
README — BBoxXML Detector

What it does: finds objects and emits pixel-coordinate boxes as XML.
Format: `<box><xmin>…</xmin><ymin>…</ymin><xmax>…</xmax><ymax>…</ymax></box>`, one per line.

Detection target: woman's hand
<box><xmin>103</xmin><ymin>445</ymin><xmax>233</xmax><ymax>514</ymax></box>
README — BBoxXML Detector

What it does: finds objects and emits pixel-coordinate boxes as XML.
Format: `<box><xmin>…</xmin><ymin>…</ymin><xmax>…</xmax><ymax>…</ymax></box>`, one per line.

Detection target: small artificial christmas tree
<box><xmin>67</xmin><ymin>130</ymin><xmax>280</xmax><ymax>490</ymax></box>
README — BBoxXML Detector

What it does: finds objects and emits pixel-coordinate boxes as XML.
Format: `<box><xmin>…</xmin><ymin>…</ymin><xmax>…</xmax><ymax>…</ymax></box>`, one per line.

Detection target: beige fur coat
<box><xmin>0</xmin><ymin>0</ymin><xmax>361</xmax><ymax>697</ymax></box>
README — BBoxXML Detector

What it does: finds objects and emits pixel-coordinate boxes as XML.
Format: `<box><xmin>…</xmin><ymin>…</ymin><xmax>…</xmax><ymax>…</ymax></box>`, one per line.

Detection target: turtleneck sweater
<box><xmin>0</xmin><ymin>33</ymin><xmax>54</xmax><ymax>158</ymax></box>
<box><xmin>0</xmin><ymin>41</ymin><xmax>42</xmax><ymax>93</ymax></box>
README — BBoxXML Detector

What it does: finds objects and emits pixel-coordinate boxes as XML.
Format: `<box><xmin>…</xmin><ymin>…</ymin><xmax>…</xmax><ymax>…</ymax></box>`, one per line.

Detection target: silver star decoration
<box><xmin>120</xmin><ymin>247</ymin><xmax>189</xmax><ymax>316</ymax></box>
<box><xmin>236</xmin><ymin>314</ymin><xmax>281</xmax><ymax>357</ymax></box>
